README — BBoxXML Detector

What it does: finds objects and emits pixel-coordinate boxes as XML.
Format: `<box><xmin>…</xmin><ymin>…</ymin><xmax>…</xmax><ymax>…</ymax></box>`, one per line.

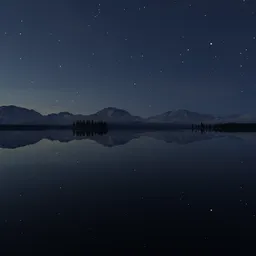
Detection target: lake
<box><xmin>0</xmin><ymin>130</ymin><xmax>256</xmax><ymax>254</ymax></box>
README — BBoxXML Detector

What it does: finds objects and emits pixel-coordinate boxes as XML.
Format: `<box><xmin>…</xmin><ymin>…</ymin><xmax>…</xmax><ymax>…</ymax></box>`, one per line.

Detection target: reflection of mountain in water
<box><xmin>0</xmin><ymin>130</ymin><xmax>232</xmax><ymax>149</ymax></box>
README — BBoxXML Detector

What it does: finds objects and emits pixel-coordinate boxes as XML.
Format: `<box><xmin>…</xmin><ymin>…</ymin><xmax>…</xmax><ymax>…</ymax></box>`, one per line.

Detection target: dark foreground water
<box><xmin>0</xmin><ymin>130</ymin><xmax>256</xmax><ymax>254</ymax></box>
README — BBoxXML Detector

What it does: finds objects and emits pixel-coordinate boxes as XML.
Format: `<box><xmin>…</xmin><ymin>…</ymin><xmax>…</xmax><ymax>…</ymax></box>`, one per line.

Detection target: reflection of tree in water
<box><xmin>73</xmin><ymin>130</ymin><xmax>108</xmax><ymax>137</ymax></box>
<box><xmin>0</xmin><ymin>130</ymin><xmax>233</xmax><ymax>149</ymax></box>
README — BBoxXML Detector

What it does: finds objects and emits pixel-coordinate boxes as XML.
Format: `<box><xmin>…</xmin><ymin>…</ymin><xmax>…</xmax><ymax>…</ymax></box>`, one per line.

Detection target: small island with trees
<box><xmin>192</xmin><ymin>122</ymin><xmax>256</xmax><ymax>132</ymax></box>
<box><xmin>72</xmin><ymin>120</ymin><xmax>108</xmax><ymax>135</ymax></box>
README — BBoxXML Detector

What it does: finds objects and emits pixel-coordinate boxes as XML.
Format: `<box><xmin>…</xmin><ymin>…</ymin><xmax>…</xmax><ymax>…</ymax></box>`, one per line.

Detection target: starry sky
<box><xmin>0</xmin><ymin>0</ymin><xmax>255</xmax><ymax>117</ymax></box>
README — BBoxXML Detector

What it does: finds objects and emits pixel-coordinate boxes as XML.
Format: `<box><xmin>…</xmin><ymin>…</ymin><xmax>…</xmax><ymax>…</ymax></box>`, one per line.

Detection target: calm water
<box><xmin>0</xmin><ymin>130</ymin><xmax>256</xmax><ymax>254</ymax></box>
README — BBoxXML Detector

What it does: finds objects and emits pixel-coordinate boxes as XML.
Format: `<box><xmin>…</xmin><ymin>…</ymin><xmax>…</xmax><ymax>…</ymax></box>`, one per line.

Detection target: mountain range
<box><xmin>0</xmin><ymin>105</ymin><xmax>255</xmax><ymax>125</ymax></box>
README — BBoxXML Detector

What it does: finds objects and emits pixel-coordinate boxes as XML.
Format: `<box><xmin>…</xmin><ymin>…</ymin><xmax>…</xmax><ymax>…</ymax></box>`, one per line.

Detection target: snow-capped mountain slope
<box><xmin>93</xmin><ymin>107</ymin><xmax>143</xmax><ymax>122</ymax></box>
<box><xmin>222</xmin><ymin>114</ymin><xmax>256</xmax><ymax>123</ymax></box>
<box><xmin>147</xmin><ymin>109</ymin><xmax>218</xmax><ymax>124</ymax></box>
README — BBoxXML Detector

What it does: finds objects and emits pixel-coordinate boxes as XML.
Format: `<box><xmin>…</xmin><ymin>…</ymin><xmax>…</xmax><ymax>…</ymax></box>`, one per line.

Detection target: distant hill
<box><xmin>0</xmin><ymin>105</ymin><xmax>255</xmax><ymax>125</ymax></box>
<box><xmin>0</xmin><ymin>105</ymin><xmax>43</xmax><ymax>124</ymax></box>
<box><xmin>147</xmin><ymin>109</ymin><xmax>219</xmax><ymax>124</ymax></box>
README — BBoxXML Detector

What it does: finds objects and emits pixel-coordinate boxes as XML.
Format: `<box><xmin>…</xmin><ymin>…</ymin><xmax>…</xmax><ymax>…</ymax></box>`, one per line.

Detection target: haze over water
<box><xmin>0</xmin><ymin>131</ymin><xmax>255</xmax><ymax>253</ymax></box>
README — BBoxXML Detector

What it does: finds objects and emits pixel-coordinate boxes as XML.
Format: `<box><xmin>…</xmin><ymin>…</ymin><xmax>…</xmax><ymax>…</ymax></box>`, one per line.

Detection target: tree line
<box><xmin>192</xmin><ymin>122</ymin><xmax>256</xmax><ymax>132</ymax></box>
<box><xmin>73</xmin><ymin>120</ymin><xmax>108</xmax><ymax>132</ymax></box>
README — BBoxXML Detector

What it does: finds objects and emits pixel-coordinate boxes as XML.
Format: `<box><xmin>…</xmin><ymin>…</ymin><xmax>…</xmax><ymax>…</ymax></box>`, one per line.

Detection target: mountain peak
<box><xmin>58</xmin><ymin>112</ymin><xmax>73</xmax><ymax>116</ymax></box>
<box><xmin>96</xmin><ymin>107</ymin><xmax>131</xmax><ymax>117</ymax></box>
<box><xmin>0</xmin><ymin>105</ymin><xmax>32</xmax><ymax>111</ymax></box>
<box><xmin>0</xmin><ymin>105</ymin><xmax>43</xmax><ymax>124</ymax></box>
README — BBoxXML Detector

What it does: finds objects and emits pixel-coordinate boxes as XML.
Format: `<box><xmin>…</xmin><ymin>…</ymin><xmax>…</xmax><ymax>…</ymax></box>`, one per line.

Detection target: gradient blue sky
<box><xmin>0</xmin><ymin>0</ymin><xmax>255</xmax><ymax>117</ymax></box>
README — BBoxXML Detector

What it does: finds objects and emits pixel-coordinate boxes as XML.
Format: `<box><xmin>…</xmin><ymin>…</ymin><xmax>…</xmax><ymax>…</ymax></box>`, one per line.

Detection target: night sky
<box><xmin>0</xmin><ymin>0</ymin><xmax>255</xmax><ymax>117</ymax></box>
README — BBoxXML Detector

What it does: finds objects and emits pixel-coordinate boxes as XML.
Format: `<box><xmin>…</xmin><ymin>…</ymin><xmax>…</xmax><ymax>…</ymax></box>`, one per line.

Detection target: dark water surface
<box><xmin>0</xmin><ymin>130</ymin><xmax>256</xmax><ymax>254</ymax></box>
